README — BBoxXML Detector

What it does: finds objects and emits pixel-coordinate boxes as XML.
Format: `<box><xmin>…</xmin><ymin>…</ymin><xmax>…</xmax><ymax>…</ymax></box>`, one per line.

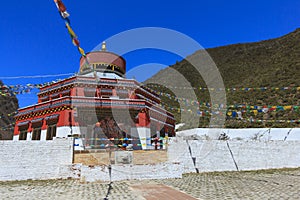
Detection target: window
<box><xmin>45</xmin><ymin>114</ymin><xmax>59</xmax><ymax>140</ymax></box>
<box><xmin>61</xmin><ymin>90</ymin><xmax>71</xmax><ymax>97</ymax></box>
<box><xmin>19</xmin><ymin>129</ymin><xmax>27</xmax><ymax>140</ymax></box>
<box><xmin>40</xmin><ymin>96</ymin><xmax>50</xmax><ymax>102</ymax></box>
<box><xmin>50</xmin><ymin>93</ymin><xmax>60</xmax><ymax>100</ymax></box>
<box><xmin>46</xmin><ymin>124</ymin><xmax>57</xmax><ymax>140</ymax></box>
<box><xmin>117</xmin><ymin>89</ymin><xmax>129</xmax><ymax>98</ymax></box>
<box><xmin>84</xmin><ymin>88</ymin><xmax>96</xmax><ymax>97</ymax></box>
<box><xmin>100</xmin><ymin>89</ymin><xmax>113</xmax><ymax>97</ymax></box>
<box><xmin>32</xmin><ymin>128</ymin><xmax>41</xmax><ymax>140</ymax></box>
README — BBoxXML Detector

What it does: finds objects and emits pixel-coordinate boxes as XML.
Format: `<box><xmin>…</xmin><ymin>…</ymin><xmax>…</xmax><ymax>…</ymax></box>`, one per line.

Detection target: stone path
<box><xmin>0</xmin><ymin>168</ymin><xmax>299</xmax><ymax>200</ymax></box>
<box><xmin>131</xmin><ymin>184</ymin><xmax>198</xmax><ymax>200</ymax></box>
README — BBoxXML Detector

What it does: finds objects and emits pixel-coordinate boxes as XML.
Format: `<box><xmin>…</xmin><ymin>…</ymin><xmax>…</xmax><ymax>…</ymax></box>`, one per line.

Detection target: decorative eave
<box><xmin>15</xmin><ymin>105</ymin><xmax>71</xmax><ymax>121</ymax></box>
<box><xmin>15</xmin><ymin>96</ymin><xmax>174</xmax><ymax>124</ymax></box>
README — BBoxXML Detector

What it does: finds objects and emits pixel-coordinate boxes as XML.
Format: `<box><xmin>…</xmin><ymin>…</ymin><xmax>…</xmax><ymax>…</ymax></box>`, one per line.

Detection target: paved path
<box><xmin>0</xmin><ymin>168</ymin><xmax>299</xmax><ymax>199</ymax></box>
<box><xmin>131</xmin><ymin>184</ymin><xmax>198</xmax><ymax>200</ymax></box>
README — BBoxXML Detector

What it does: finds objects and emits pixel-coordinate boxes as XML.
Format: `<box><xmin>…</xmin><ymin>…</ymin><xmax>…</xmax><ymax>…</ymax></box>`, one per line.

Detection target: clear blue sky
<box><xmin>1</xmin><ymin>0</ymin><xmax>300</xmax><ymax>107</ymax></box>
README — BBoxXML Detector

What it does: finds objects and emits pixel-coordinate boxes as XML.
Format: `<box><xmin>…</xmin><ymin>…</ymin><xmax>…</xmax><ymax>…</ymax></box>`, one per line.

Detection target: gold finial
<box><xmin>101</xmin><ymin>41</ymin><xmax>107</xmax><ymax>51</ymax></box>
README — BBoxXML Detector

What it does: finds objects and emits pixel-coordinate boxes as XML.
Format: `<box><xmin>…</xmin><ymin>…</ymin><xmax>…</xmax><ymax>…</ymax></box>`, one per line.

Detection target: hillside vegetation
<box><xmin>145</xmin><ymin>29</ymin><xmax>300</xmax><ymax>130</ymax></box>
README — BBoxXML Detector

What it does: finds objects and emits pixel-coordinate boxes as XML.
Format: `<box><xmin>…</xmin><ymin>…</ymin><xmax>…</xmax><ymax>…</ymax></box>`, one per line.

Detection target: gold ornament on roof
<box><xmin>101</xmin><ymin>41</ymin><xmax>107</xmax><ymax>51</ymax></box>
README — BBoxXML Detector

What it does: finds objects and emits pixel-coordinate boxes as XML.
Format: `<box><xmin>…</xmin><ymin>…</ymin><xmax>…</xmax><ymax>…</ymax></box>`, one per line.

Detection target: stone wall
<box><xmin>2</xmin><ymin>131</ymin><xmax>300</xmax><ymax>182</ymax></box>
<box><xmin>176</xmin><ymin>128</ymin><xmax>300</xmax><ymax>141</ymax></box>
<box><xmin>80</xmin><ymin>163</ymin><xmax>183</xmax><ymax>182</ymax></box>
<box><xmin>0</xmin><ymin>137</ymin><xmax>182</xmax><ymax>182</ymax></box>
<box><xmin>168</xmin><ymin>138</ymin><xmax>300</xmax><ymax>173</ymax></box>
<box><xmin>0</xmin><ymin>138</ymin><xmax>74</xmax><ymax>181</ymax></box>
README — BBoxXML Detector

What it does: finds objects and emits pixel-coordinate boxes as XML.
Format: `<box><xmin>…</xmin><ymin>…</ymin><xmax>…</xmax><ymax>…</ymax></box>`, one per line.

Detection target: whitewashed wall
<box><xmin>80</xmin><ymin>163</ymin><xmax>182</xmax><ymax>182</ymax></box>
<box><xmin>176</xmin><ymin>128</ymin><xmax>300</xmax><ymax>141</ymax></box>
<box><xmin>0</xmin><ymin>136</ymin><xmax>182</xmax><ymax>182</ymax></box>
<box><xmin>0</xmin><ymin>138</ymin><xmax>74</xmax><ymax>181</ymax></box>
<box><xmin>13</xmin><ymin>126</ymin><xmax>84</xmax><ymax>150</ymax></box>
<box><xmin>168</xmin><ymin>138</ymin><xmax>300</xmax><ymax>173</ymax></box>
<box><xmin>3</xmin><ymin>128</ymin><xmax>300</xmax><ymax>182</ymax></box>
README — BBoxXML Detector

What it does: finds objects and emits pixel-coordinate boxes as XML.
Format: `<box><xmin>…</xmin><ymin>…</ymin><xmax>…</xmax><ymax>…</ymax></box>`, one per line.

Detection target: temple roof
<box><xmin>79</xmin><ymin>42</ymin><xmax>126</xmax><ymax>78</ymax></box>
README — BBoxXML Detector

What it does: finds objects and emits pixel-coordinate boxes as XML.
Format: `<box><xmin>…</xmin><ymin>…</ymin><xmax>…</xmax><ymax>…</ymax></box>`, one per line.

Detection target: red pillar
<box><xmin>137</xmin><ymin>111</ymin><xmax>150</xmax><ymax>127</ymax></box>
<box><xmin>41</xmin><ymin>118</ymin><xmax>47</xmax><ymax>130</ymax></box>
<box><xmin>112</xmin><ymin>88</ymin><xmax>117</xmax><ymax>97</ymax></box>
<box><xmin>76</xmin><ymin>88</ymin><xmax>84</xmax><ymax>97</ymax></box>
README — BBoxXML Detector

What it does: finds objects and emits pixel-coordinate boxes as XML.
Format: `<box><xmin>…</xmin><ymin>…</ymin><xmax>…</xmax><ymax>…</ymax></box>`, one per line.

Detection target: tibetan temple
<box><xmin>13</xmin><ymin>43</ymin><xmax>175</xmax><ymax>150</ymax></box>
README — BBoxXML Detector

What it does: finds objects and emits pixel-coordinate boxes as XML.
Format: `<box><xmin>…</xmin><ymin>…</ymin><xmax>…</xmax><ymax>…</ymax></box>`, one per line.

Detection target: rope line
<box><xmin>0</xmin><ymin>73</ymin><xmax>74</xmax><ymax>80</ymax></box>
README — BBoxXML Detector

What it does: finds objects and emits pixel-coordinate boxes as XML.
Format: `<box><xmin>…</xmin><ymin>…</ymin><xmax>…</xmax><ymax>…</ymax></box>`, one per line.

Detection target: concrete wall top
<box><xmin>176</xmin><ymin>128</ymin><xmax>300</xmax><ymax>141</ymax></box>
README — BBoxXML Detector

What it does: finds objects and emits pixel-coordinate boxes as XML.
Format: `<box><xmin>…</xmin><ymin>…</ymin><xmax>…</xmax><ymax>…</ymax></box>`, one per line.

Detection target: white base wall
<box><xmin>13</xmin><ymin>126</ymin><xmax>84</xmax><ymax>150</ymax></box>
<box><xmin>168</xmin><ymin>138</ymin><xmax>300</xmax><ymax>173</ymax></box>
<box><xmin>0</xmin><ymin>138</ymin><xmax>74</xmax><ymax>181</ymax></box>
<box><xmin>13</xmin><ymin>135</ymin><xmax>19</xmax><ymax>141</ymax></box>
<box><xmin>6</xmin><ymin>128</ymin><xmax>300</xmax><ymax>182</ymax></box>
<box><xmin>56</xmin><ymin>126</ymin><xmax>84</xmax><ymax>150</ymax></box>
<box><xmin>131</xmin><ymin>127</ymin><xmax>151</xmax><ymax>150</ymax></box>
<box><xmin>80</xmin><ymin>163</ymin><xmax>182</xmax><ymax>182</ymax></box>
<box><xmin>55</xmin><ymin>126</ymin><xmax>82</xmax><ymax>138</ymax></box>
<box><xmin>176</xmin><ymin>128</ymin><xmax>300</xmax><ymax>141</ymax></box>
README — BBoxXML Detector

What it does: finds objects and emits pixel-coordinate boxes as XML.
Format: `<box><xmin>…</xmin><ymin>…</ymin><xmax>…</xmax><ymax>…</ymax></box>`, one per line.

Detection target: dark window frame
<box><xmin>32</xmin><ymin>127</ymin><xmax>41</xmax><ymax>140</ymax></box>
<box><xmin>19</xmin><ymin>129</ymin><xmax>27</xmax><ymax>140</ymax></box>
<box><xmin>46</xmin><ymin>124</ymin><xmax>57</xmax><ymax>140</ymax></box>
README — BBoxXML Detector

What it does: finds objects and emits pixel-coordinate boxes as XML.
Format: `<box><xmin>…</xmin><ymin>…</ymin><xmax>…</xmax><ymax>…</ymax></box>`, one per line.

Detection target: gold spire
<box><xmin>101</xmin><ymin>41</ymin><xmax>107</xmax><ymax>51</ymax></box>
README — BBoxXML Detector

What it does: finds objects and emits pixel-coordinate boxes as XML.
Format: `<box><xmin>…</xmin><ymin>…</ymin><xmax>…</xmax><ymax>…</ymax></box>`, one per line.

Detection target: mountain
<box><xmin>145</xmin><ymin>29</ymin><xmax>300</xmax><ymax>130</ymax></box>
<box><xmin>0</xmin><ymin>81</ymin><xmax>19</xmax><ymax>140</ymax></box>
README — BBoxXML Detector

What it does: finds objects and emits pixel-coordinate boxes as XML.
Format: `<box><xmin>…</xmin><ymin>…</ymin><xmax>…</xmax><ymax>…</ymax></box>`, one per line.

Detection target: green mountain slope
<box><xmin>145</xmin><ymin>29</ymin><xmax>300</xmax><ymax>129</ymax></box>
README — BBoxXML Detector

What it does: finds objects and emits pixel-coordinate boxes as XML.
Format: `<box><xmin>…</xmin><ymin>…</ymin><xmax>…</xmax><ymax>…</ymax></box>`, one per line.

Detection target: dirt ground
<box><xmin>74</xmin><ymin>150</ymin><xmax>168</xmax><ymax>165</ymax></box>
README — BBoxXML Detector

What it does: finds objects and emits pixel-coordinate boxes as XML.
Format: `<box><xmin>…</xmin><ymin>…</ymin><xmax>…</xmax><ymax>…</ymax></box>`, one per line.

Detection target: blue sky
<box><xmin>1</xmin><ymin>0</ymin><xmax>300</xmax><ymax>107</ymax></box>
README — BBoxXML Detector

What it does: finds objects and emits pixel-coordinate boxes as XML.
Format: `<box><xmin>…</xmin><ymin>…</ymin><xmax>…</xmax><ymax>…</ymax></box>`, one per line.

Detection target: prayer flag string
<box><xmin>53</xmin><ymin>0</ymin><xmax>88</xmax><ymax>59</ymax></box>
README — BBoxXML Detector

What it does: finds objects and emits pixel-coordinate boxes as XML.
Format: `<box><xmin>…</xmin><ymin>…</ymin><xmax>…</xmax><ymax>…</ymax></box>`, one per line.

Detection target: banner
<box><xmin>53</xmin><ymin>0</ymin><xmax>87</xmax><ymax>57</ymax></box>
